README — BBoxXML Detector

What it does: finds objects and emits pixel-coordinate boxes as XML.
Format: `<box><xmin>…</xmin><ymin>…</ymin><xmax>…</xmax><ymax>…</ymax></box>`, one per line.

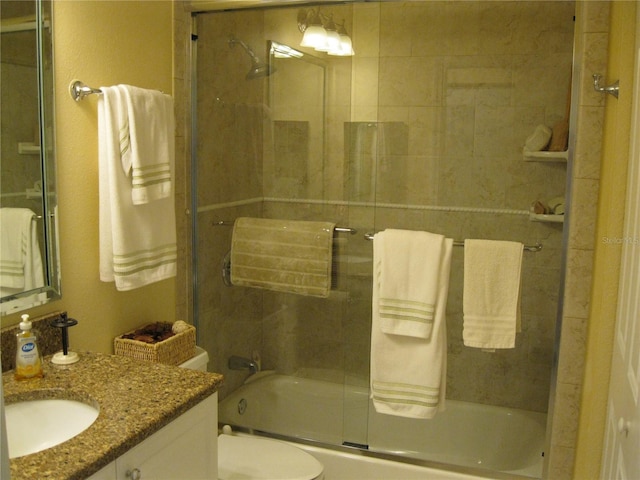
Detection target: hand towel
<box><xmin>0</xmin><ymin>208</ymin><xmax>43</xmax><ymax>290</ymax></box>
<box><xmin>463</xmin><ymin>239</ymin><xmax>524</xmax><ymax>349</ymax></box>
<box><xmin>370</xmin><ymin>230</ymin><xmax>453</xmax><ymax>419</ymax></box>
<box><xmin>99</xmin><ymin>86</ymin><xmax>176</xmax><ymax>291</ymax></box>
<box><xmin>230</xmin><ymin>217</ymin><xmax>335</xmax><ymax>297</ymax></box>
<box><xmin>377</xmin><ymin>229</ymin><xmax>446</xmax><ymax>339</ymax></box>
<box><xmin>118</xmin><ymin>84</ymin><xmax>174</xmax><ymax>205</ymax></box>
<box><xmin>0</xmin><ymin>208</ymin><xmax>46</xmax><ymax>313</ymax></box>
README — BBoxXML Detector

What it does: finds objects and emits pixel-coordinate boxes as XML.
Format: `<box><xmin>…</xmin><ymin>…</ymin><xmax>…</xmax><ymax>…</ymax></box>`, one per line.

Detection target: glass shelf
<box><xmin>18</xmin><ymin>142</ymin><xmax>41</xmax><ymax>155</ymax></box>
<box><xmin>529</xmin><ymin>213</ymin><xmax>564</xmax><ymax>223</ymax></box>
<box><xmin>523</xmin><ymin>148</ymin><xmax>568</xmax><ymax>162</ymax></box>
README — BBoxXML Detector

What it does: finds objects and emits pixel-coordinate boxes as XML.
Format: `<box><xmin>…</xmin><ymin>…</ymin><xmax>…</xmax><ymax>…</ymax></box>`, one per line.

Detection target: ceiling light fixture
<box><xmin>297</xmin><ymin>8</ymin><xmax>354</xmax><ymax>56</ymax></box>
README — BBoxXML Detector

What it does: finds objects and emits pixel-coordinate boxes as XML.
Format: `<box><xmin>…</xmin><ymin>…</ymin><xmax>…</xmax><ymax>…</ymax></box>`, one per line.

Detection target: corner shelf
<box><xmin>529</xmin><ymin>213</ymin><xmax>564</xmax><ymax>223</ymax></box>
<box><xmin>523</xmin><ymin>148</ymin><xmax>568</xmax><ymax>162</ymax></box>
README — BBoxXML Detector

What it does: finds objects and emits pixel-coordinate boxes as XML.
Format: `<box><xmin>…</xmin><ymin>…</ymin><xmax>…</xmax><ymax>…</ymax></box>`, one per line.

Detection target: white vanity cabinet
<box><xmin>88</xmin><ymin>393</ymin><xmax>217</xmax><ymax>480</ymax></box>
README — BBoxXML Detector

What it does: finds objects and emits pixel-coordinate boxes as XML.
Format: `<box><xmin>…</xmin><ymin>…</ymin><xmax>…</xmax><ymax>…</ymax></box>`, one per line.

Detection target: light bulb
<box><xmin>328</xmin><ymin>34</ymin><xmax>354</xmax><ymax>56</ymax></box>
<box><xmin>300</xmin><ymin>24</ymin><xmax>327</xmax><ymax>48</ymax></box>
<box><xmin>324</xmin><ymin>29</ymin><xmax>341</xmax><ymax>52</ymax></box>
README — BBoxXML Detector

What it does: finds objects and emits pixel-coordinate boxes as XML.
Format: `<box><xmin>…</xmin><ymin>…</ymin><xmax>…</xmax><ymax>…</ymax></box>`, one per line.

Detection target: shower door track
<box><xmin>220</xmin><ymin>423</ymin><xmax>538</xmax><ymax>480</ymax></box>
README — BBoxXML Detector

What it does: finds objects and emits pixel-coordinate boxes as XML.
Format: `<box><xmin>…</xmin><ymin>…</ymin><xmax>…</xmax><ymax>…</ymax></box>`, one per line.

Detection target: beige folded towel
<box><xmin>377</xmin><ymin>229</ymin><xmax>447</xmax><ymax>339</ymax></box>
<box><xmin>119</xmin><ymin>85</ymin><xmax>174</xmax><ymax>205</ymax></box>
<box><xmin>371</xmin><ymin>230</ymin><xmax>453</xmax><ymax>419</ymax></box>
<box><xmin>230</xmin><ymin>217</ymin><xmax>335</xmax><ymax>297</ymax></box>
<box><xmin>463</xmin><ymin>239</ymin><xmax>523</xmax><ymax>349</ymax></box>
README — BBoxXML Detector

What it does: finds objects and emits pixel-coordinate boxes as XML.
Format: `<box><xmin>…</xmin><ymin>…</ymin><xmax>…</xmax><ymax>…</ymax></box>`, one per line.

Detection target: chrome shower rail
<box><xmin>364</xmin><ymin>232</ymin><xmax>542</xmax><ymax>252</ymax></box>
<box><xmin>69</xmin><ymin>80</ymin><xmax>102</xmax><ymax>101</ymax></box>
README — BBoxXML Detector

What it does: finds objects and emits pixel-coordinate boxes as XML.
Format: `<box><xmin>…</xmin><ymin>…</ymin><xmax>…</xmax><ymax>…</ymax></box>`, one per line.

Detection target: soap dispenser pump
<box><xmin>51</xmin><ymin>312</ymin><xmax>79</xmax><ymax>365</ymax></box>
<box><xmin>15</xmin><ymin>314</ymin><xmax>44</xmax><ymax>380</ymax></box>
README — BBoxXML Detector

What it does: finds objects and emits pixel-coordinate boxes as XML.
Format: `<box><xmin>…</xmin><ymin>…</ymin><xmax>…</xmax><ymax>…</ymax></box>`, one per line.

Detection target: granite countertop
<box><xmin>2</xmin><ymin>351</ymin><xmax>223</xmax><ymax>480</ymax></box>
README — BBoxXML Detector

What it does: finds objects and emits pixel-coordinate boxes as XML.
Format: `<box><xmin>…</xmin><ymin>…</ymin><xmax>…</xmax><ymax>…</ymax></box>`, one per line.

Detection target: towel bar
<box><xmin>69</xmin><ymin>80</ymin><xmax>166</xmax><ymax>102</ymax></box>
<box><xmin>213</xmin><ymin>220</ymin><xmax>357</xmax><ymax>235</ymax></box>
<box><xmin>69</xmin><ymin>80</ymin><xmax>102</xmax><ymax>101</ymax></box>
<box><xmin>364</xmin><ymin>232</ymin><xmax>542</xmax><ymax>252</ymax></box>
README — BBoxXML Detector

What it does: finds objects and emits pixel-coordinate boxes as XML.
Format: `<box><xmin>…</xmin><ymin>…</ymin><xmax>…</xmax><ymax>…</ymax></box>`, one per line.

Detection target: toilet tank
<box><xmin>179</xmin><ymin>346</ymin><xmax>209</xmax><ymax>372</ymax></box>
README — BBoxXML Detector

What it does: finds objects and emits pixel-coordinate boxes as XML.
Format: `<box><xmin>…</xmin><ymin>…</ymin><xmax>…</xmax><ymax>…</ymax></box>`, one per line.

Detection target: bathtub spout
<box><xmin>228</xmin><ymin>355</ymin><xmax>259</xmax><ymax>374</ymax></box>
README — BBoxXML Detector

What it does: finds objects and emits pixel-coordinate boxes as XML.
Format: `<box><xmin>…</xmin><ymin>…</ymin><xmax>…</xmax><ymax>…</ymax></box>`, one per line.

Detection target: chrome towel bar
<box><xmin>69</xmin><ymin>80</ymin><xmax>102</xmax><ymax>101</ymax></box>
<box><xmin>364</xmin><ymin>232</ymin><xmax>542</xmax><ymax>252</ymax></box>
<box><xmin>213</xmin><ymin>220</ymin><xmax>357</xmax><ymax>235</ymax></box>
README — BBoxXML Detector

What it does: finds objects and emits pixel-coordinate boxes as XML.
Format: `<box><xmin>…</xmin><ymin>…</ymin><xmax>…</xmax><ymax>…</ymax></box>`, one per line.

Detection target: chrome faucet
<box><xmin>228</xmin><ymin>355</ymin><xmax>259</xmax><ymax>374</ymax></box>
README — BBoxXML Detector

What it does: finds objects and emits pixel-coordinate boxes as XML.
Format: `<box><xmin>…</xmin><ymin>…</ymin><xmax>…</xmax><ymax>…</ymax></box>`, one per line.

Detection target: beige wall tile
<box><xmin>563</xmin><ymin>247</ymin><xmax>595</xmax><ymax>319</ymax></box>
<box><xmin>569</xmin><ymin>178</ymin><xmax>600</xmax><ymax>250</ymax></box>
<box><xmin>574</xmin><ymin>105</ymin><xmax>605</xmax><ymax>180</ymax></box>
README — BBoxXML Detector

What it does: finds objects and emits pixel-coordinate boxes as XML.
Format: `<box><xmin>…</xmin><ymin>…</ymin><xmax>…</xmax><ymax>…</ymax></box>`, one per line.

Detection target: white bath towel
<box><xmin>377</xmin><ymin>229</ymin><xmax>447</xmax><ymax>339</ymax></box>
<box><xmin>463</xmin><ymin>239</ymin><xmax>523</xmax><ymax>349</ymax></box>
<box><xmin>370</xmin><ymin>230</ymin><xmax>453</xmax><ymax>419</ymax></box>
<box><xmin>0</xmin><ymin>208</ymin><xmax>46</xmax><ymax>313</ymax></box>
<box><xmin>118</xmin><ymin>84</ymin><xmax>174</xmax><ymax>205</ymax></box>
<box><xmin>99</xmin><ymin>86</ymin><xmax>176</xmax><ymax>291</ymax></box>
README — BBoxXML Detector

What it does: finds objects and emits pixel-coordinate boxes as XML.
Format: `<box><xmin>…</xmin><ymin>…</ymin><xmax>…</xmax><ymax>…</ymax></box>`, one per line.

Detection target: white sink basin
<box><xmin>5</xmin><ymin>398</ymin><xmax>99</xmax><ymax>458</ymax></box>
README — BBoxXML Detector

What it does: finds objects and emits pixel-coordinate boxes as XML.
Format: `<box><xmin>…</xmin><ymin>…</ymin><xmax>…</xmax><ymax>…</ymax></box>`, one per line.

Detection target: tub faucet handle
<box><xmin>228</xmin><ymin>355</ymin><xmax>259</xmax><ymax>374</ymax></box>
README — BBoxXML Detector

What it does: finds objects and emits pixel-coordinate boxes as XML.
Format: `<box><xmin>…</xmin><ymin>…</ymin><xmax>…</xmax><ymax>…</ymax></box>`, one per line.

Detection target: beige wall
<box><xmin>1</xmin><ymin>1</ymin><xmax>629</xmax><ymax>476</ymax></box>
<box><xmin>1</xmin><ymin>1</ymin><xmax>177</xmax><ymax>354</ymax></box>
<box><xmin>574</xmin><ymin>2</ymin><xmax>637</xmax><ymax>478</ymax></box>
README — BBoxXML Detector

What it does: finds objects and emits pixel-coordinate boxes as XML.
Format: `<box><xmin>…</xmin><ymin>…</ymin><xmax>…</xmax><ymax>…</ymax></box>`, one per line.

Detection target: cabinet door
<box><xmin>87</xmin><ymin>461</ymin><xmax>117</xmax><ymax>480</ymax></box>
<box><xmin>116</xmin><ymin>393</ymin><xmax>218</xmax><ymax>480</ymax></box>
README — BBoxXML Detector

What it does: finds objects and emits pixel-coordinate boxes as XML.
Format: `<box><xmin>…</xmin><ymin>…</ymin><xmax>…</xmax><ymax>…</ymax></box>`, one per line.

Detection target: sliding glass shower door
<box><xmin>194</xmin><ymin>2</ymin><xmax>574</xmax><ymax>477</ymax></box>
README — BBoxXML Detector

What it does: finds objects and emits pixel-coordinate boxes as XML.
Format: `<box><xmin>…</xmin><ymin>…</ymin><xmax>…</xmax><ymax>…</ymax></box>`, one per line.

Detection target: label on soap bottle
<box><xmin>16</xmin><ymin>335</ymin><xmax>42</xmax><ymax>378</ymax></box>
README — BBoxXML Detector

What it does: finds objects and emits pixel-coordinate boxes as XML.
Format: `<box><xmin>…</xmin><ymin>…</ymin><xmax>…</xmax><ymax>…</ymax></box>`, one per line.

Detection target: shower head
<box><xmin>246</xmin><ymin>62</ymin><xmax>274</xmax><ymax>80</ymax></box>
<box><xmin>229</xmin><ymin>37</ymin><xmax>275</xmax><ymax>80</ymax></box>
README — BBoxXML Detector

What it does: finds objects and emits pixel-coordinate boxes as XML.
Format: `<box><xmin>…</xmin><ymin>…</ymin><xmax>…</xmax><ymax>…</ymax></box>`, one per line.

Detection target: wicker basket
<box><xmin>114</xmin><ymin>323</ymin><xmax>196</xmax><ymax>366</ymax></box>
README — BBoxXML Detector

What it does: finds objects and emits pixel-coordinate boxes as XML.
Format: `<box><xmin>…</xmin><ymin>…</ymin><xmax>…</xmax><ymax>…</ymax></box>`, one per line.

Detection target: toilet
<box><xmin>179</xmin><ymin>346</ymin><xmax>210</xmax><ymax>371</ymax></box>
<box><xmin>179</xmin><ymin>348</ymin><xmax>325</xmax><ymax>480</ymax></box>
<box><xmin>218</xmin><ymin>432</ymin><xmax>324</xmax><ymax>480</ymax></box>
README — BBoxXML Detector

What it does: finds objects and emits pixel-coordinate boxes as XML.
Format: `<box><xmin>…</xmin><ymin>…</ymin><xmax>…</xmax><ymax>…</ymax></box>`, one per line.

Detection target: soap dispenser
<box><xmin>14</xmin><ymin>314</ymin><xmax>44</xmax><ymax>380</ymax></box>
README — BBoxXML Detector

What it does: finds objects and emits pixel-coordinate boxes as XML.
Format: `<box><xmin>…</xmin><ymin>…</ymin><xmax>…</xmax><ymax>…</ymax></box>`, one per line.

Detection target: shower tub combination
<box><xmin>219</xmin><ymin>372</ymin><xmax>546</xmax><ymax>479</ymax></box>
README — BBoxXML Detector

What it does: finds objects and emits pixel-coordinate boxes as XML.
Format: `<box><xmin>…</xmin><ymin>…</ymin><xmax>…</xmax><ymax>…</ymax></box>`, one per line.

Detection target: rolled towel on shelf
<box><xmin>524</xmin><ymin>124</ymin><xmax>552</xmax><ymax>152</ymax></box>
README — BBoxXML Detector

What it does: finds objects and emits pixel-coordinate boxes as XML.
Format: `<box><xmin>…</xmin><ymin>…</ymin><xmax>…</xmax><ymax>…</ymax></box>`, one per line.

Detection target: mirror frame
<box><xmin>0</xmin><ymin>0</ymin><xmax>60</xmax><ymax>315</ymax></box>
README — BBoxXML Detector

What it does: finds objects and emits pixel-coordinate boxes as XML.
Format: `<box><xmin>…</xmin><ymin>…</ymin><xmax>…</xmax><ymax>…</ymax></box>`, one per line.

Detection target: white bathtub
<box><xmin>218</xmin><ymin>373</ymin><xmax>546</xmax><ymax>479</ymax></box>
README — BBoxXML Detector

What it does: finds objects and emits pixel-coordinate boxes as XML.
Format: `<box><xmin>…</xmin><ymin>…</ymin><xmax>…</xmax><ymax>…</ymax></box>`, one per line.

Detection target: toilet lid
<box><xmin>218</xmin><ymin>434</ymin><xmax>324</xmax><ymax>480</ymax></box>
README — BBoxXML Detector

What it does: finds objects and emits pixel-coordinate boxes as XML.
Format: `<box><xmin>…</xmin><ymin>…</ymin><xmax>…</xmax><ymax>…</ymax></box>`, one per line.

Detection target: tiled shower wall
<box><xmin>174</xmin><ymin>2</ymin><xmax>605</xmax><ymax>478</ymax></box>
<box><xmin>190</xmin><ymin>2</ymin><xmax>573</xmax><ymax>413</ymax></box>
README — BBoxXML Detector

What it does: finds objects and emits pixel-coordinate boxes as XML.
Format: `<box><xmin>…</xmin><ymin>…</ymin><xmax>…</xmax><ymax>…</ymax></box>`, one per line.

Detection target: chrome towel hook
<box><xmin>593</xmin><ymin>73</ymin><xmax>619</xmax><ymax>99</ymax></box>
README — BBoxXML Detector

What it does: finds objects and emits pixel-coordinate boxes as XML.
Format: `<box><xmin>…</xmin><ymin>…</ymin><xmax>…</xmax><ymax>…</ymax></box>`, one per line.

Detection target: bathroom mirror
<box><xmin>0</xmin><ymin>0</ymin><xmax>60</xmax><ymax>315</ymax></box>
